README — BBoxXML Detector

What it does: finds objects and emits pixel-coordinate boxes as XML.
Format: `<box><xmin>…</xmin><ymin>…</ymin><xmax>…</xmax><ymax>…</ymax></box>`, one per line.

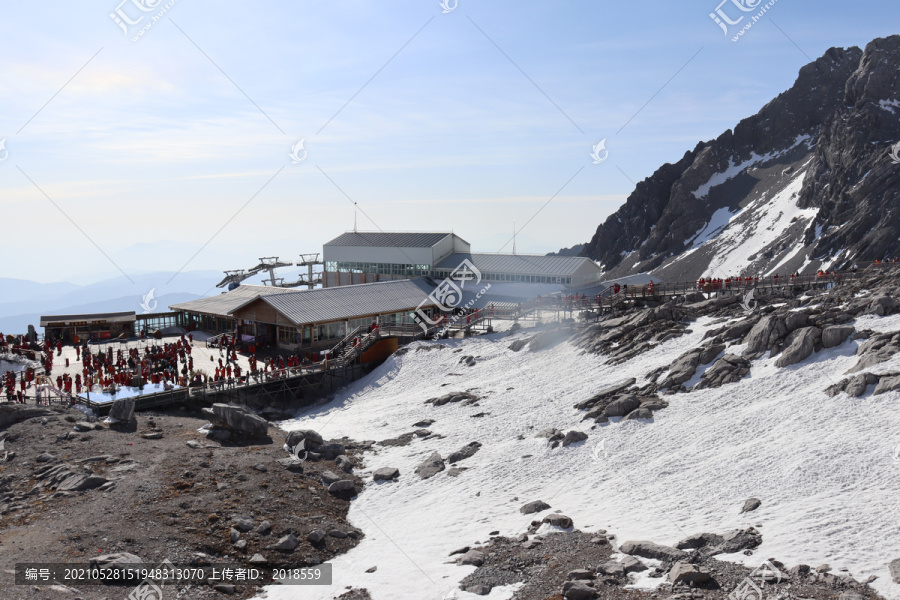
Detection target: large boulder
<box><xmin>822</xmin><ymin>325</ymin><xmax>854</xmax><ymax>349</ymax></box>
<box><xmin>744</xmin><ymin>315</ymin><xmax>788</xmax><ymax>356</ymax></box>
<box><xmin>285</xmin><ymin>429</ymin><xmax>324</xmax><ymax>450</ymax></box>
<box><xmin>660</xmin><ymin>349</ymin><xmax>702</xmax><ymax>388</ymax></box>
<box><xmin>0</xmin><ymin>404</ymin><xmax>56</xmax><ymax>430</ymax></box>
<box><xmin>210</xmin><ymin>404</ymin><xmax>268</xmax><ymax>438</ymax></box>
<box><xmin>740</xmin><ymin>498</ymin><xmax>761</xmax><ymax>513</ymax></box>
<box><xmin>775</xmin><ymin>327</ymin><xmax>821</xmax><ymax>368</ymax></box>
<box><xmin>542</xmin><ymin>514</ymin><xmax>573</xmax><ymax>529</ymax></box>
<box><xmin>562</xmin><ymin>581</ymin><xmax>597</xmax><ymax>600</ymax></box>
<box><xmin>619</xmin><ymin>540</ymin><xmax>687</xmax><ymax>562</ymax></box>
<box><xmin>456</xmin><ymin>549</ymin><xmax>484</xmax><ymax>566</ymax></box>
<box><xmin>669</xmin><ymin>562</ymin><xmax>712</xmax><ymax>585</ymax></box>
<box><xmin>415</xmin><ymin>452</ymin><xmax>445</xmax><ymax>479</ymax></box>
<box><xmin>108</xmin><ymin>398</ymin><xmax>136</xmax><ymax>422</ymax></box>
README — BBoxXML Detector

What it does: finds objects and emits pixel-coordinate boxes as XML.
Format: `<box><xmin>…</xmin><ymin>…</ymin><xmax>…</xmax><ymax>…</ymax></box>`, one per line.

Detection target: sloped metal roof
<box><xmin>324</xmin><ymin>231</ymin><xmax>456</xmax><ymax>248</ymax></box>
<box><xmin>169</xmin><ymin>285</ymin><xmax>297</xmax><ymax>317</ymax></box>
<box><xmin>229</xmin><ymin>279</ymin><xmax>439</xmax><ymax>325</ymax></box>
<box><xmin>434</xmin><ymin>253</ymin><xmax>600</xmax><ymax>276</ymax></box>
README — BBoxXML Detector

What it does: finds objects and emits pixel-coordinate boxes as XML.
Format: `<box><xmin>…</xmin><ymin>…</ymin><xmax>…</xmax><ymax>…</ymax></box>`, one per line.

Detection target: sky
<box><xmin>0</xmin><ymin>0</ymin><xmax>897</xmax><ymax>285</ymax></box>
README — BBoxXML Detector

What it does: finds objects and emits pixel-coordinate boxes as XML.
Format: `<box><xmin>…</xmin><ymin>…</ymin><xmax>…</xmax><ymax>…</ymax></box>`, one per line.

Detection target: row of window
<box><xmin>329</xmin><ymin>261</ymin><xmax>574</xmax><ymax>284</ymax></box>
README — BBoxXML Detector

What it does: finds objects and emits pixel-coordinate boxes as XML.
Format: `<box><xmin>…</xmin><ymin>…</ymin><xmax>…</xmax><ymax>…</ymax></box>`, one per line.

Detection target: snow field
<box><xmin>260</xmin><ymin>314</ymin><xmax>900</xmax><ymax>600</ymax></box>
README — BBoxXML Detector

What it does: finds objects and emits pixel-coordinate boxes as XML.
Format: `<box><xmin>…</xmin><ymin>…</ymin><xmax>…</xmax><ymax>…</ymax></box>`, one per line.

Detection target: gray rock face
<box><xmin>57</xmin><ymin>473</ymin><xmax>108</xmax><ymax>492</ymax></box>
<box><xmin>874</xmin><ymin>374</ymin><xmax>900</xmax><ymax>395</ymax></box>
<box><xmin>271</xmin><ymin>533</ymin><xmax>300</xmax><ymax>552</ymax></box>
<box><xmin>619</xmin><ymin>540</ymin><xmax>687</xmax><ymax>562</ymax></box>
<box><xmin>232</xmin><ymin>516</ymin><xmax>255</xmax><ymax>532</ymax></box>
<box><xmin>575</xmin><ymin>378</ymin><xmax>636</xmax><ymax>410</ymax></box>
<box><xmin>624</xmin><ymin>407</ymin><xmax>653</xmax><ymax>421</ymax></box>
<box><xmin>576</xmin><ymin>41</ymin><xmax>900</xmax><ymax>282</ymax></box>
<box><xmin>695</xmin><ymin>354</ymin><xmax>751</xmax><ymax>389</ymax></box>
<box><xmin>620</xmin><ymin>556</ymin><xmax>647</xmax><ymax>573</ymax></box>
<box><xmin>740</xmin><ymin>498</ymin><xmax>761</xmax><ymax>513</ymax></box>
<box><xmin>889</xmin><ymin>558</ymin><xmax>900</xmax><ymax>583</ymax></box>
<box><xmin>660</xmin><ymin>349</ymin><xmax>702</xmax><ymax>388</ymax></box>
<box><xmin>596</xmin><ymin>561</ymin><xmax>625</xmax><ymax>577</ymax></box>
<box><xmin>561</xmin><ymin>431</ymin><xmax>588</xmax><ymax>447</ymax></box>
<box><xmin>562</xmin><ymin>581</ymin><xmax>597</xmax><ymax>600</ymax></box>
<box><xmin>669</xmin><ymin>562</ymin><xmax>712</xmax><ymax>585</ymax></box>
<box><xmin>373</xmin><ymin>467</ymin><xmax>400</xmax><ymax>481</ymax></box>
<box><xmin>567</xmin><ymin>568</ymin><xmax>595</xmax><ymax>580</ymax></box>
<box><xmin>73</xmin><ymin>421</ymin><xmax>94</xmax><ymax>432</ymax></box>
<box><xmin>415</xmin><ymin>452</ymin><xmax>445</xmax><ymax>479</ymax></box>
<box><xmin>108</xmin><ymin>398</ymin><xmax>136</xmax><ymax>422</ymax></box>
<box><xmin>775</xmin><ymin>327</ymin><xmax>822</xmax><ymax>367</ymax></box>
<box><xmin>307</xmin><ymin>529</ymin><xmax>326</xmax><ymax>544</ymax></box>
<box><xmin>335</xmin><ymin>455</ymin><xmax>354</xmax><ymax>473</ymax></box>
<box><xmin>456</xmin><ymin>549</ymin><xmax>484</xmax><ymax>566</ymax></box>
<box><xmin>427</xmin><ymin>392</ymin><xmax>479</xmax><ymax>407</ymax></box>
<box><xmin>542</xmin><ymin>514</ymin><xmax>573</xmax><ymax>529</ymax></box>
<box><xmin>603</xmin><ymin>394</ymin><xmax>641</xmax><ymax>418</ymax></box>
<box><xmin>822</xmin><ymin>325</ymin><xmax>855</xmax><ymax>348</ymax></box>
<box><xmin>210</xmin><ymin>404</ymin><xmax>269</xmax><ymax>438</ymax></box>
<box><xmin>320</xmin><ymin>470</ymin><xmax>342</xmax><ymax>485</ymax></box>
<box><xmin>447</xmin><ymin>442</ymin><xmax>482</xmax><ymax>463</ymax></box>
<box><xmin>744</xmin><ymin>316</ymin><xmax>789</xmax><ymax>356</ymax></box>
<box><xmin>327</xmin><ymin>480</ymin><xmax>355</xmax><ymax>494</ymax></box>
<box><xmin>520</xmin><ymin>500</ymin><xmax>551</xmax><ymax>514</ymax></box>
<box><xmin>317</xmin><ymin>443</ymin><xmax>346</xmax><ymax>460</ymax></box>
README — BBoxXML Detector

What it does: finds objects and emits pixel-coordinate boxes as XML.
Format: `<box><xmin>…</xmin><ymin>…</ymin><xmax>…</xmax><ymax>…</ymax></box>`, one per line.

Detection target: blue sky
<box><xmin>0</xmin><ymin>0</ymin><xmax>897</xmax><ymax>284</ymax></box>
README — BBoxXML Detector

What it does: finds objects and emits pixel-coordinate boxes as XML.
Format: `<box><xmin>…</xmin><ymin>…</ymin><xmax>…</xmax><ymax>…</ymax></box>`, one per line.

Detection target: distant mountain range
<box><xmin>0</xmin><ymin>271</ymin><xmax>224</xmax><ymax>335</ymax></box>
<box><xmin>564</xmin><ymin>35</ymin><xmax>900</xmax><ymax>282</ymax></box>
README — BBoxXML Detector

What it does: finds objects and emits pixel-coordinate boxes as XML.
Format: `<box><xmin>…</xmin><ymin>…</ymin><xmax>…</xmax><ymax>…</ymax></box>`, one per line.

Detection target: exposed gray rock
<box><xmin>889</xmin><ymin>558</ymin><xmax>900</xmax><ymax>583</ymax></box>
<box><xmin>317</xmin><ymin>443</ymin><xmax>346</xmax><ymax>460</ymax></box>
<box><xmin>91</xmin><ymin>552</ymin><xmax>144</xmax><ymax>571</ymax></box>
<box><xmin>210</xmin><ymin>404</ymin><xmax>269</xmax><ymax>438</ymax></box>
<box><xmin>874</xmin><ymin>374</ymin><xmax>900</xmax><ymax>395</ymax></box>
<box><xmin>447</xmin><ymin>442</ymin><xmax>482</xmax><ymax>463</ymax></box>
<box><xmin>285</xmin><ymin>429</ymin><xmax>323</xmax><ymax>450</ymax></box>
<box><xmin>669</xmin><ymin>562</ymin><xmax>712</xmax><ymax>585</ymax></box>
<box><xmin>373</xmin><ymin>467</ymin><xmax>400</xmax><ymax>481</ymax></box>
<box><xmin>456</xmin><ymin>549</ymin><xmax>484</xmax><ymax>567</ymax></box>
<box><xmin>562</xmin><ymin>431</ymin><xmax>588</xmax><ymax>446</ymax></box>
<box><xmin>56</xmin><ymin>473</ymin><xmax>108</xmax><ymax>492</ymax></box>
<box><xmin>619</xmin><ymin>540</ymin><xmax>687</xmax><ymax>562</ymax></box>
<box><xmin>320</xmin><ymin>470</ymin><xmax>342</xmax><ymax>486</ymax></box>
<box><xmin>744</xmin><ymin>315</ymin><xmax>789</xmax><ymax>356</ymax></box>
<box><xmin>414</xmin><ymin>452</ymin><xmax>445</xmax><ymax>479</ymax></box>
<box><xmin>428</xmin><ymin>392</ymin><xmax>479</xmax><ymax>407</ymax></box>
<box><xmin>562</xmin><ymin>581</ymin><xmax>597</xmax><ymax>600</ymax></box>
<box><xmin>520</xmin><ymin>500</ymin><xmax>551</xmax><ymax>514</ymax></box>
<box><xmin>327</xmin><ymin>480</ymin><xmax>355</xmax><ymax>494</ymax></box>
<box><xmin>307</xmin><ymin>530</ymin><xmax>326</xmax><ymax>544</ymax></box>
<box><xmin>822</xmin><ymin>325</ymin><xmax>855</xmax><ymax>348</ymax></box>
<box><xmin>596</xmin><ymin>561</ymin><xmax>625</xmax><ymax>577</ymax></box>
<box><xmin>542</xmin><ymin>514</ymin><xmax>573</xmax><ymax>529</ymax></box>
<box><xmin>775</xmin><ymin>327</ymin><xmax>821</xmax><ymax>367</ymax></box>
<box><xmin>108</xmin><ymin>398</ymin><xmax>136</xmax><ymax>422</ymax></box>
<box><xmin>740</xmin><ymin>498</ymin><xmax>761</xmax><ymax>513</ymax></box>
<box><xmin>624</xmin><ymin>407</ymin><xmax>653</xmax><ymax>420</ymax></box>
<box><xmin>567</xmin><ymin>568</ymin><xmax>594</xmax><ymax>580</ymax></box>
<box><xmin>232</xmin><ymin>516</ymin><xmax>255</xmax><ymax>532</ymax></box>
<box><xmin>335</xmin><ymin>455</ymin><xmax>353</xmax><ymax>473</ymax></box>
<box><xmin>602</xmin><ymin>394</ymin><xmax>641</xmax><ymax>418</ymax></box>
<box><xmin>271</xmin><ymin>533</ymin><xmax>300</xmax><ymax>552</ymax></box>
<box><xmin>620</xmin><ymin>556</ymin><xmax>647</xmax><ymax>573</ymax></box>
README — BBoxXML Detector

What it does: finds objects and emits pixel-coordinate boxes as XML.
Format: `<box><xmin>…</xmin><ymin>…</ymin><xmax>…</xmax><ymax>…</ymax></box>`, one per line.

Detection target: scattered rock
<box><xmin>520</xmin><ymin>500</ymin><xmax>551</xmax><ymax>514</ymax></box>
<box><xmin>740</xmin><ymin>498</ymin><xmax>761</xmax><ymax>513</ymax></box>
<box><xmin>373</xmin><ymin>467</ymin><xmax>400</xmax><ymax>481</ymax></box>
<box><xmin>542</xmin><ymin>514</ymin><xmax>573</xmax><ymax>529</ymax></box>
<box><xmin>271</xmin><ymin>533</ymin><xmax>300</xmax><ymax>552</ymax></box>
<box><xmin>562</xmin><ymin>431</ymin><xmax>588</xmax><ymax>446</ymax></box>
<box><xmin>447</xmin><ymin>442</ymin><xmax>482</xmax><ymax>463</ymax></box>
<box><xmin>669</xmin><ymin>562</ymin><xmax>713</xmax><ymax>585</ymax></box>
<box><xmin>414</xmin><ymin>452</ymin><xmax>445</xmax><ymax>479</ymax></box>
<box><xmin>619</xmin><ymin>540</ymin><xmax>687</xmax><ymax>562</ymax></box>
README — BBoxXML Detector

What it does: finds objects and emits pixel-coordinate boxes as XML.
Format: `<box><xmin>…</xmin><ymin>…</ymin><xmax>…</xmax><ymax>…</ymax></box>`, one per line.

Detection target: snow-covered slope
<box><xmin>262</xmin><ymin>314</ymin><xmax>900</xmax><ymax>600</ymax></box>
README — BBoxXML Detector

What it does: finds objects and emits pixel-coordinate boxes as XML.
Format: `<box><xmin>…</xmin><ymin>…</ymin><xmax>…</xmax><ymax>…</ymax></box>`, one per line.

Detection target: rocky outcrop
<box><xmin>618</xmin><ymin>540</ymin><xmax>687</xmax><ymax>562</ymax></box>
<box><xmin>206</xmin><ymin>404</ymin><xmax>269</xmax><ymax>438</ymax></box>
<box><xmin>775</xmin><ymin>326</ymin><xmax>822</xmax><ymax>367</ymax></box>
<box><xmin>447</xmin><ymin>442</ymin><xmax>481</xmax><ymax>463</ymax></box>
<box><xmin>579</xmin><ymin>37</ymin><xmax>900</xmax><ymax>279</ymax></box>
